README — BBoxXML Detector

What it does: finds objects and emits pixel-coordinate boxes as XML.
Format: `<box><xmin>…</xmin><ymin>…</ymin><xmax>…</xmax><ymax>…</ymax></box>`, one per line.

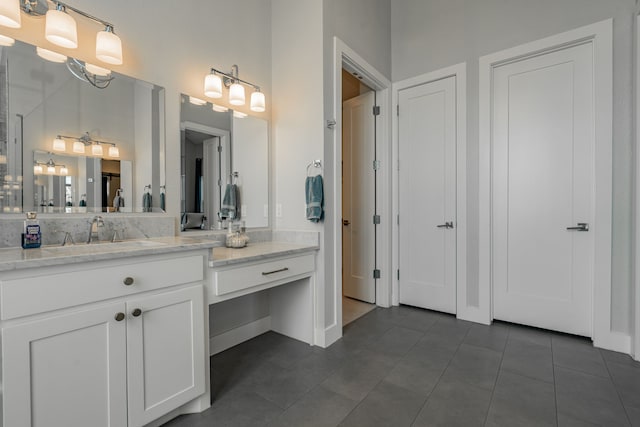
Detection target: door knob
<box><xmin>114</xmin><ymin>312</ymin><xmax>125</xmax><ymax>322</ymax></box>
<box><xmin>343</xmin><ymin>219</ymin><xmax>350</xmax><ymax>226</ymax></box>
<box><xmin>123</xmin><ymin>277</ymin><xmax>134</xmax><ymax>286</ymax></box>
<box><xmin>437</xmin><ymin>221</ymin><xmax>454</xmax><ymax>229</ymax></box>
<box><xmin>566</xmin><ymin>223</ymin><xmax>589</xmax><ymax>232</ymax></box>
<box><xmin>132</xmin><ymin>308</ymin><xmax>142</xmax><ymax>317</ymax></box>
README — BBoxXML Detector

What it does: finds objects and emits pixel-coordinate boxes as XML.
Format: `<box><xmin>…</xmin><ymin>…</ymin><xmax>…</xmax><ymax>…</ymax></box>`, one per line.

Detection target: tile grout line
<box><xmin>481</xmin><ymin>325</ymin><xmax>509</xmax><ymax>426</ymax></box>
<box><xmin>600</xmin><ymin>349</ymin><xmax>635</xmax><ymax>426</ymax></box>
<box><xmin>551</xmin><ymin>334</ymin><xmax>560</xmax><ymax>426</ymax></box>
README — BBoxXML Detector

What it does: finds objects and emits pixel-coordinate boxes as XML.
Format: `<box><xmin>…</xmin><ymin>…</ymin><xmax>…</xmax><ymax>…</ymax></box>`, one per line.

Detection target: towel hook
<box><xmin>306</xmin><ymin>160</ymin><xmax>322</xmax><ymax>176</ymax></box>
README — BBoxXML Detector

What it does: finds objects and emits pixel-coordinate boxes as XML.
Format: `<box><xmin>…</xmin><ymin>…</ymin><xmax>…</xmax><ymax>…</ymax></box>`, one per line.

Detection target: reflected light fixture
<box><xmin>55</xmin><ymin>132</ymin><xmax>119</xmax><ymax>158</ymax></box>
<box><xmin>36</xmin><ymin>46</ymin><xmax>67</xmax><ymax>63</ymax></box>
<box><xmin>84</xmin><ymin>63</ymin><xmax>111</xmax><ymax>77</ymax></box>
<box><xmin>0</xmin><ymin>0</ymin><xmax>21</xmax><ymax>28</ymax></box>
<box><xmin>46</xmin><ymin>160</ymin><xmax>56</xmax><ymax>174</ymax></box>
<box><xmin>0</xmin><ymin>1</ymin><xmax>124</xmax><ymax>66</ymax></box>
<box><xmin>91</xmin><ymin>142</ymin><xmax>103</xmax><ymax>156</ymax></box>
<box><xmin>189</xmin><ymin>96</ymin><xmax>207</xmax><ymax>106</ymax></box>
<box><xmin>52</xmin><ymin>136</ymin><xmax>66</xmax><ymax>151</ymax></box>
<box><xmin>204</xmin><ymin>64</ymin><xmax>266</xmax><ymax>112</ymax></box>
<box><xmin>67</xmin><ymin>58</ymin><xmax>114</xmax><ymax>89</ymax></box>
<box><xmin>212</xmin><ymin>104</ymin><xmax>228</xmax><ymax>113</ymax></box>
<box><xmin>45</xmin><ymin>3</ymin><xmax>78</xmax><ymax>49</ymax></box>
<box><xmin>233</xmin><ymin>111</ymin><xmax>247</xmax><ymax>119</ymax></box>
<box><xmin>59</xmin><ymin>165</ymin><xmax>68</xmax><ymax>175</ymax></box>
<box><xmin>0</xmin><ymin>33</ymin><xmax>14</xmax><ymax>46</ymax></box>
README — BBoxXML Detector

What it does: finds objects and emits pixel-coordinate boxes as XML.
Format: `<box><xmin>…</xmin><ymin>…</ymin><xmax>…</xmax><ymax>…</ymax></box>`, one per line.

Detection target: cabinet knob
<box><xmin>123</xmin><ymin>277</ymin><xmax>135</xmax><ymax>286</ymax></box>
<box><xmin>132</xmin><ymin>308</ymin><xmax>142</xmax><ymax>317</ymax></box>
<box><xmin>114</xmin><ymin>312</ymin><xmax>125</xmax><ymax>322</ymax></box>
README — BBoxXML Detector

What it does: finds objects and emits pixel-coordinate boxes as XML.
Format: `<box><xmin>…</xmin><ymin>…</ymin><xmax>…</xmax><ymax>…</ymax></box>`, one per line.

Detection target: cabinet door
<box><xmin>2</xmin><ymin>303</ymin><xmax>127</xmax><ymax>427</ymax></box>
<box><xmin>126</xmin><ymin>285</ymin><xmax>206</xmax><ymax>427</ymax></box>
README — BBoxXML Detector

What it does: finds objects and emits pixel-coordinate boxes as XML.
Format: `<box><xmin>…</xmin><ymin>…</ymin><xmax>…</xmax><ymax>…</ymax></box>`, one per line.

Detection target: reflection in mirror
<box><xmin>0</xmin><ymin>39</ymin><xmax>165</xmax><ymax>213</ymax></box>
<box><xmin>180</xmin><ymin>94</ymin><xmax>269</xmax><ymax>230</ymax></box>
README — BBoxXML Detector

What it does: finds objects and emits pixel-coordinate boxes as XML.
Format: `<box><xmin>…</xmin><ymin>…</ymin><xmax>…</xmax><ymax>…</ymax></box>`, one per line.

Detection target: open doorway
<box><xmin>341</xmin><ymin>69</ymin><xmax>377</xmax><ymax>326</ymax></box>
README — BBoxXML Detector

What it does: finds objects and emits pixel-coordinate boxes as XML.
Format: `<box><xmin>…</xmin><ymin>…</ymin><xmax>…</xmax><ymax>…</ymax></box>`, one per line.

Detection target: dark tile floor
<box><xmin>162</xmin><ymin>305</ymin><xmax>640</xmax><ymax>426</ymax></box>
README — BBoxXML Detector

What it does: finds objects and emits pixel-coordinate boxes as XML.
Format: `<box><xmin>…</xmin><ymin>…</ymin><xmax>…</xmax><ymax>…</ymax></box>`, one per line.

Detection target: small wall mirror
<box><xmin>180</xmin><ymin>94</ymin><xmax>269</xmax><ymax>230</ymax></box>
<box><xmin>0</xmin><ymin>39</ymin><xmax>166</xmax><ymax>214</ymax></box>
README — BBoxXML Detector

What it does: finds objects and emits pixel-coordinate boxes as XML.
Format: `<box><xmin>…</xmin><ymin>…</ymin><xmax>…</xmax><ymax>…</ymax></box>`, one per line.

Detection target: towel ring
<box><xmin>306</xmin><ymin>160</ymin><xmax>322</xmax><ymax>177</ymax></box>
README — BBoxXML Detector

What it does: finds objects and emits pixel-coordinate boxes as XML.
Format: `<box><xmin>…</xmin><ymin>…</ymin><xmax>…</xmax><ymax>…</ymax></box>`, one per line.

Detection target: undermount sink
<box><xmin>43</xmin><ymin>239</ymin><xmax>168</xmax><ymax>252</ymax></box>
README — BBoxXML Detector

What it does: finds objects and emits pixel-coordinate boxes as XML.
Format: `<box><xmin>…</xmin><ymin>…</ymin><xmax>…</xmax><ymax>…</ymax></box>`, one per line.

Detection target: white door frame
<box><xmin>326</xmin><ymin>37</ymin><xmax>391</xmax><ymax>345</ymax></box>
<box><xmin>634</xmin><ymin>14</ymin><xmax>640</xmax><ymax>361</ymax></box>
<box><xmin>392</xmin><ymin>63</ymin><xmax>468</xmax><ymax>318</ymax></box>
<box><xmin>479</xmin><ymin>20</ymin><xmax>626</xmax><ymax>353</ymax></box>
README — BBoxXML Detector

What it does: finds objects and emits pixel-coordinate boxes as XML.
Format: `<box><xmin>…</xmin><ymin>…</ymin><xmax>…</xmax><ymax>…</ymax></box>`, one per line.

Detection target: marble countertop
<box><xmin>209</xmin><ymin>241</ymin><xmax>319</xmax><ymax>268</ymax></box>
<box><xmin>0</xmin><ymin>236</ymin><xmax>222</xmax><ymax>272</ymax></box>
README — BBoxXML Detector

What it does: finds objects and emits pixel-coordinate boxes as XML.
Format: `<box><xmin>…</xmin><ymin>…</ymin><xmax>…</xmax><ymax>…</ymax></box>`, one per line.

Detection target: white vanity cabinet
<box><xmin>0</xmin><ymin>252</ymin><xmax>207</xmax><ymax>427</ymax></box>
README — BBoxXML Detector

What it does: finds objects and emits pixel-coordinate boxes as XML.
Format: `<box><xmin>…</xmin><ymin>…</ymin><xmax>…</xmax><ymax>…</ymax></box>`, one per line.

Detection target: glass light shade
<box><xmin>204</xmin><ymin>74</ymin><xmax>223</xmax><ymax>98</ymax></box>
<box><xmin>73</xmin><ymin>140</ymin><xmax>85</xmax><ymax>153</ymax></box>
<box><xmin>0</xmin><ymin>154</ymin><xmax>6</xmax><ymax>163</ymax></box>
<box><xmin>189</xmin><ymin>96</ymin><xmax>206</xmax><ymax>106</ymax></box>
<box><xmin>52</xmin><ymin>136</ymin><xmax>66</xmax><ymax>151</ymax></box>
<box><xmin>250</xmin><ymin>91</ymin><xmax>266</xmax><ymax>112</ymax></box>
<box><xmin>4</xmin><ymin>174</ymin><xmax>11</xmax><ymax>181</ymax></box>
<box><xmin>212</xmin><ymin>104</ymin><xmax>228</xmax><ymax>113</ymax></box>
<box><xmin>108</xmin><ymin>145</ymin><xmax>119</xmax><ymax>157</ymax></box>
<box><xmin>34</xmin><ymin>164</ymin><xmax>43</xmax><ymax>174</ymax></box>
<box><xmin>92</xmin><ymin>143</ymin><xmax>103</xmax><ymax>156</ymax></box>
<box><xmin>96</xmin><ymin>29</ymin><xmax>122</xmax><ymax>65</ymax></box>
<box><xmin>36</xmin><ymin>47</ymin><xmax>67</xmax><ymax>63</ymax></box>
<box><xmin>0</xmin><ymin>0</ymin><xmax>21</xmax><ymax>28</ymax></box>
<box><xmin>16</xmin><ymin>175</ymin><xmax>22</xmax><ymax>182</ymax></box>
<box><xmin>0</xmin><ymin>34</ymin><xmax>14</xmax><ymax>46</ymax></box>
<box><xmin>45</xmin><ymin>8</ymin><xmax>78</xmax><ymax>49</ymax></box>
<box><xmin>228</xmin><ymin>83</ymin><xmax>245</xmax><ymax>106</ymax></box>
<box><xmin>47</xmin><ymin>165</ymin><xmax>55</xmax><ymax>174</ymax></box>
<box><xmin>85</xmin><ymin>63</ymin><xmax>111</xmax><ymax>77</ymax></box>
<box><xmin>60</xmin><ymin>166</ymin><xmax>68</xmax><ymax>175</ymax></box>
<box><xmin>233</xmin><ymin>111</ymin><xmax>247</xmax><ymax>119</ymax></box>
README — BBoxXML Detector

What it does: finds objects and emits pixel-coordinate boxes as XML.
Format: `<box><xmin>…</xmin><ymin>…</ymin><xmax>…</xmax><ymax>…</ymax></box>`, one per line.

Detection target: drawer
<box><xmin>214</xmin><ymin>254</ymin><xmax>314</xmax><ymax>296</ymax></box>
<box><xmin>0</xmin><ymin>255</ymin><xmax>204</xmax><ymax>320</ymax></box>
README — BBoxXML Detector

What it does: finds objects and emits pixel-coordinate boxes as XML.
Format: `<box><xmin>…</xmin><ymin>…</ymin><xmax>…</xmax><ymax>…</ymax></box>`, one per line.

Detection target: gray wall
<box><xmin>391</xmin><ymin>0</ymin><xmax>636</xmax><ymax>333</ymax></box>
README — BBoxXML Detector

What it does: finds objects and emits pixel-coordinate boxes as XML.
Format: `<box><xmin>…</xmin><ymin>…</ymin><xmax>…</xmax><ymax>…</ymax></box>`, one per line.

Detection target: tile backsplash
<box><xmin>0</xmin><ymin>213</ymin><xmax>175</xmax><ymax>248</ymax></box>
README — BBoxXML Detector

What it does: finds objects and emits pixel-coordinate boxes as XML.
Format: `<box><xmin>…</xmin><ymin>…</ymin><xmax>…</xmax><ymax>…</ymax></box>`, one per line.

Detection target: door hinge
<box><xmin>217</xmin><ymin>145</ymin><xmax>222</xmax><ymax>153</ymax></box>
<box><xmin>373</xmin><ymin>214</ymin><xmax>381</xmax><ymax>225</ymax></box>
<box><xmin>397</xmin><ymin>104</ymin><xmax>399</xmax><ymax>116</ymax></box>
<box><xmin>217</xmin><ymin>178</ymin><xmax>222</xmax><ymax>186</ymax></box>
<box><xmin>373</xmin><ymin>160</ymin><xmax>381</xmax><ymax>170</ymax></box>
<box><xmin>397</xmin><ymin>269</ymin><xmax>400</xmax><ymax>280</ymax></box>
<box><xmin>373</xmin><ymin>105</ymin><xmax>381</xmax><ymax>116</ymax></box>
<box><xmin>397</xmin><ymin>214</ymin><xmax>399</xmax><ymax>225</ymax></box>
<box><xmin>373</xmin><ymin>269</ymin><xmax>381</xmax><ymax>279</ymax></box>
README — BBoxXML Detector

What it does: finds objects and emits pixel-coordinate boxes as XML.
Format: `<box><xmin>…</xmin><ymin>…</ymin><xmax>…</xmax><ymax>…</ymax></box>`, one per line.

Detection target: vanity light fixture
<box><xmin>0</xmin><ymin>0</ymin><xmax>123</xmax><ymax>65</ymax></box>
<box><xmin>52</xmin><ymin>136</ymin><xmax>66</xmax><ymax>151</ymax></box>
<box><xmin>0</xmin><ymin>33</ymin><xmax>14</xmax><ymax>46</ymax></box>
<box><xmin>46</xmin><ymin>159</ymin><xmax>56</xmax><ymax>174</ymax></box>
<box><xmin>45</xmin><ymin>3</ymin><xmax>77</xmax><ymax>49</ymax></box>
<box><xmin>204</xmin><ymin>64</ymin><xmax>266</xmax><ymax>112</ymax></box>
<box><xmin>34</xmin><ymin>159</ymin><xmax>67</xmax><ymax>175</ymax></box>
<box><xmin>33</xmin><ymin>162</ymin><xmax>43</xmax><ymax>174</ymax></box>
<box><xmin>54</xmin><ymin>132</ymin><xmax>120</xmax><ymax>158</ymax></box>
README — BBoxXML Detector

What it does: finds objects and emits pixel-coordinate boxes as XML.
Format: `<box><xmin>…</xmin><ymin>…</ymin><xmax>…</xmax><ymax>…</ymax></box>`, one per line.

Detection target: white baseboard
<box><xmin>594</xmin><ymin>331</ymin><xmax>631</xmax><ymax>355</ymax></box>
<box><xmin>209</xmin><ymin>316</ymin><xmax>271</xmax><ymax>356</ymax></box>
<box><xmin>320</xmin><ymin>322</ymin><xmax>342</xmax><ymax>348</ymax></box>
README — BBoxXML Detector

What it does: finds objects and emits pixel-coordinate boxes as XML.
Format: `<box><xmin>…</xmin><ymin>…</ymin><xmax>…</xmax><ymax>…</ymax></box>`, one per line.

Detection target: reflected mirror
<box><xmin>180</xmin><ymin>94</ymin><xmax>269</xmax><ymax>229</ymax></box>
<box><xmin>0</xmin><ymin>39</ymin><xmax>165</xmax><ymax>213</ymax></box>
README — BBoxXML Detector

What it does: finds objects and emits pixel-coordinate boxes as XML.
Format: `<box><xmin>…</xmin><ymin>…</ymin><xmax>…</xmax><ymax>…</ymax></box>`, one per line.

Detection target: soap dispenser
<box><xmin>22</xmin><ymin>212</ymin><xmax>42</xmax><ymax>249</ymax></box>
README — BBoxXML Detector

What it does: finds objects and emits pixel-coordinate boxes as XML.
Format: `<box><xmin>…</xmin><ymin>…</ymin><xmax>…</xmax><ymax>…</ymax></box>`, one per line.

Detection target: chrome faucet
<box><xmin>87</xmin><ymin>215</ymin><xmax>105</xmax><ymax>243</ymax></box>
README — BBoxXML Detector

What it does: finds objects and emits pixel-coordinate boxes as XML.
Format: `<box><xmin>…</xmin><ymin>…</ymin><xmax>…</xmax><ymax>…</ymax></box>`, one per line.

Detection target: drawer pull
<box><xmin>123</xmin><ymin>277</ymin><xmax>135</xmax><ymax>286</ymax></box>
<box><xmin>132</xmin><ymin>308</ymin><xmax>142</xmax><ymax>317</ymax></box>
<box><xmin>262</xmin><ymin>267</ymin><xmax>289</xmax><ymax>276</ymax></box>
<box><xmin>114</xmin><ymin>312</ymin><xmax>125</xmax><ymax>322</ymax></box>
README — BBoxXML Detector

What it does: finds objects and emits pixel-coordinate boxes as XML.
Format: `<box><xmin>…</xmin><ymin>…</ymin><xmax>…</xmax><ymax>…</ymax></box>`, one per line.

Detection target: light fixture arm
<box><xmin>209</xmin><ymin>65</ymin><xmax>261</xmax><ymax>91</ymax></box>
<box><xmin>21</xmin><ymin>0</ymin><xmax>115</xmax><ymax>29</ymax></box>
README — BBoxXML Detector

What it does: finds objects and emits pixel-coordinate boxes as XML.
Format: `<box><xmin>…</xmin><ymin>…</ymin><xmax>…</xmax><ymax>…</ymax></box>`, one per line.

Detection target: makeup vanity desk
<box><xmin>206</xmin><ymin>240</ymin><xmax>320</xmax><ymax>351</ymax></box>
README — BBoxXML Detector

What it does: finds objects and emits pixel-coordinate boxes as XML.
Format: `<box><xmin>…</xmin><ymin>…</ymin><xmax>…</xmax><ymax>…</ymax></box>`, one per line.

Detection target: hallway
<box><xmin>164</xmin><ymin>305</ymin><xmax>640</xmax><ymax>426</ymax></box>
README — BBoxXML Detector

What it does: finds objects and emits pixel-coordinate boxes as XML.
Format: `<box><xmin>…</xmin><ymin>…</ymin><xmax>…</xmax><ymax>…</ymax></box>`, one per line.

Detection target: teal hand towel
<box><xmin>305</xmin><ymin>175</ymin><xmax>324</xmax><ymax>223</ymax></box>
<box><xmin>221</xmin><ymin>184</ymin><xmax>240</xmax><ymax>219</ymax></box>
<box><xmin>143</xmin><ymin>192</ymin><xmax>152</xmax><ymax>212</ymax></box>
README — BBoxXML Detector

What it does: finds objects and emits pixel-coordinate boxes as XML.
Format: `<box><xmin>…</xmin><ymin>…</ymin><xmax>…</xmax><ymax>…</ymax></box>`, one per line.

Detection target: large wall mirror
<box><xmin>180</xmin><ymin>94</ymin><xmax>269</xmax><ymax>230</ymax></box>
<box><xmin>0</xmin><ymin>40</ymin><xmax>165</xmax><ymax>214</ymax></box>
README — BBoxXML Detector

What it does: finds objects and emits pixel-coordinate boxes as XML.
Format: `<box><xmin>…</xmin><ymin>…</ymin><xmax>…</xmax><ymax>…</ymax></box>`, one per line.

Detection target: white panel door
<box><xmin>2</xmin><ymin>303</ymin><xmax>127</xmax><ymax>427</ymax></box>
<box><xmin>492</xmin><ymin>42</ymin><xmax>594</xmax><ymax>337</ymax></box>
<box><xmin>398</xmin><ymin>76</ymin><xmax>457</xmax><ymax>314</ymax></box>
<box><xmin>127</xmin><ymin>285</ymin><xmax>206</xmax><ymax>427</ymax></box>
<box><xmin>343</xmin><ymin>91</ymin><xmax>376</xmax><ymax>303</ymax></box>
